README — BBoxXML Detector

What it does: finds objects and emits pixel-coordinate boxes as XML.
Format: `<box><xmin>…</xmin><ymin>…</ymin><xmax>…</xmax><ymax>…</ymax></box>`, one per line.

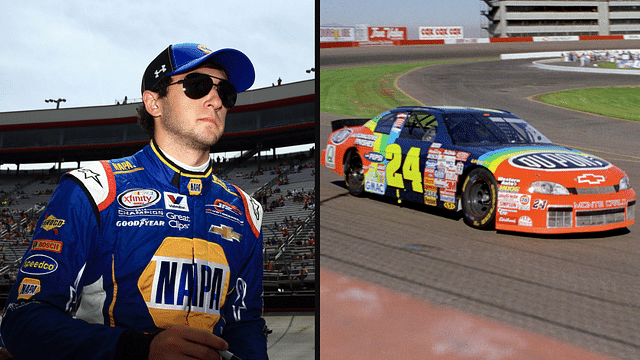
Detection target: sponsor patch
<box><xmin>21</xmin><ymin>254</ymin><xmax>59</xmax><ymax>275</ymax></box>
<box><xmin>111</xmin><ymin>161</ymin><xmax>136</xmax><ymax>172</ymax></box>
<box><xmin>41</xmin><ymin>215</ymin><xmax>65</xmax><ymax>232</ymax></box>
<box><xmin>392</xmin><ymin>113</ymin><xmax>407</xmax><ymax>133</ymax></box>
<box><xmin>518</xmin><ymin>216</ymin><xmax>533</xmax><ymax>227</ymax></box>
<box><xmin>509</xmin><ymin>152</ymin><xmax>610</xmax><ymax>171</ymax></box>
<box><xmin>365</xmin><ymin>180</ymin><xmax>386</xmax><ymax>195</ymax></box>
<box><xmin>206</xmin><ymin>200</ymin><xmax>244</xmax><ymax>225</ymax></box>
<box><xmin>576</xmin><ymin>174</ymin><xmax>606</xmax><ymax>185</ymax></box>
<box><xmin>364</xmin><ymin>151</ymin><xmax>384</xmax><ymax>163</ymax></box>
<box><xmin>164</xmin><ymin>192</ymin><xmax>189</xmax><ymax>212</ymax></box>
<box><xmin>211</xmin><ymin>200</ymin><xmax>243</xmax><ymax>215</ymax></box>
<box><xmin>31</xmin><ymin>239</ymin><xmax>63</xmax><ymax>253</ymax></box>
<box><xmin>166</xmin><ymin>212</ymin><xmax>191</xmax><ymax>231</ymax></box>
<box><xmin>188</xmin><ymin>179</ymin><xmax>202</xmax><ymax>196</ymax></box>
<box><xmin>138</xmin><ymin>237</ymin><xmax>230</xmax><ymax>331</ymax></box>
<box><xmin>18</xmin><ymin>278</ymin><xmax>41</xmax><ymax>300</ymax></box>
<box><xmin>499</xmin><ymin>217</ymin><xmax>517</xmax><ymax>224</ymax></box>
<box><xmin>325</xmin><ymin>145</ymin><xmax>336</xmax><ymax>169</ymax></box>
<box><xmin>116</xmin><ymin>219</ymin><xmax>165</xmax><ymax>227</ymax></box>
<box><xmin>118</xmin><ymin>208</ymin><xmax>164</xmax><ymax>218</ymax></box>
<box><xmin>330</xmin><ymin>128</ymin><xmax>352</xmax><ymax>145</ymax></box>
<box><xmin>352</xmin><ymin>133</ymin><xmax>378</xmax><ymax>148</ymax></box>
<box><xmin>118</xmin><ymin>189</ymin><xmax>161</xmax><ymax>209</ymax></box>
<box><xmin>209</xmin><ymin>224</ymin><xmax>242</xmax><ymax>242</ymax></box>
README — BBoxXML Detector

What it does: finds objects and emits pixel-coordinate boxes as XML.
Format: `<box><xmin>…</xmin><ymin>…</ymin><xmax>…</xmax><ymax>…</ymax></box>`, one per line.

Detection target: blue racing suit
<box><xmin>1</xmin><ymin>141</ymin><xmax>266</xmax><ymax>360</ymax></box>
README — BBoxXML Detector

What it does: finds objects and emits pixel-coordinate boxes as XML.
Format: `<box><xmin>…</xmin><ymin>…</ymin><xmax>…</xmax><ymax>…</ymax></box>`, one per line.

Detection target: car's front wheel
<box><xmin>344</xmin><ymin>149</ymin><xmax>364</xmax><ymax>196</ymax></box>
<box><xmin>461</xmin><ymin>167</ymin><xmax>497</xmax><ymax>229</ymax></box>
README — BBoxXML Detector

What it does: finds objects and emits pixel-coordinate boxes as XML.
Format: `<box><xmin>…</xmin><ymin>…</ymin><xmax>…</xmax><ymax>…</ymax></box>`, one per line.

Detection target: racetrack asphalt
<box><xmin>319</xmin><ymin>40</ymin><xmax>640</xmax><ymax>360</ymax></box>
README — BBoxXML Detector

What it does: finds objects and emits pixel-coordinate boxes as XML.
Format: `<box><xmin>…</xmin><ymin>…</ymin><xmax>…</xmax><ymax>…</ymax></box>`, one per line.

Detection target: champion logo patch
<box><xmin>164</xmin><ymin>192</ymin><xmax>189</xmax><ymax>212</ymax></box>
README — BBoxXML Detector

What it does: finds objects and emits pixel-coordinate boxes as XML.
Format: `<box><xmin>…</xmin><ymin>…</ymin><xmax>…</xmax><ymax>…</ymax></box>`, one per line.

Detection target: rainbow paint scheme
<box><xmin>322</xmin><ymin>106</ymin><xmax>635</xmax><ymax>234</ymax></box>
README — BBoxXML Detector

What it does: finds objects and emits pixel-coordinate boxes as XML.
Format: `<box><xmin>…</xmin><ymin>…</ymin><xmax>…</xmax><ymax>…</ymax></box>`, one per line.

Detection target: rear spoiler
<box><xmin>330</xmin><ymin>118</ymin><xmax>370</xmax><ymax>132</ymax></box>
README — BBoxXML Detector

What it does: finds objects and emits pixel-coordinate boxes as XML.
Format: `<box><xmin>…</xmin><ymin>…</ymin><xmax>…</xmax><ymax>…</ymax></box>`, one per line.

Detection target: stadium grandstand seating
<box><xmin>0</xmin><ymin>148</ymin><xmax>316</xmax><ymax>308</ymax></box>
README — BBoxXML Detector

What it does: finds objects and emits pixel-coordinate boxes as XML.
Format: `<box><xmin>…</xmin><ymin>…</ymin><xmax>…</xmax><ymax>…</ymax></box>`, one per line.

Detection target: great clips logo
<box><xmin>118</xmin><ymin>189</ymin><xmax>161</xmax><ymax>209</ymax></box>
<box><xmin>508</xmin><ymin>152</ymin><xmax>610</xmax><ymax>171</ymax></box>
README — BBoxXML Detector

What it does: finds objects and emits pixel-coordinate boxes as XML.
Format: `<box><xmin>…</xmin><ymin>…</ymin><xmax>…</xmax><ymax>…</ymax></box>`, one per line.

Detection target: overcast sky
<box><xmin>0</xmin><ymin>0</ymin><xmax>314</xmax><ymax>113</ymax></box>
<box><xmin>321</xmin><ymin>0</ymin><xmax>487</xmax><ymax>39</ymax></box>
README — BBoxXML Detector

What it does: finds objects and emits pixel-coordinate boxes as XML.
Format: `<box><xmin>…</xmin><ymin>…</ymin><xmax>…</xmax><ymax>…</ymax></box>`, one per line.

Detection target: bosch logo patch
<box><xmin>31</xmin><ymin>239</ymin><xmax>63</xmax><ymax>253</ymax></box>
<box><xmin>118</xmin><ymin>189</ymin><xmax>161</xmax><ymax>209</ymax></box>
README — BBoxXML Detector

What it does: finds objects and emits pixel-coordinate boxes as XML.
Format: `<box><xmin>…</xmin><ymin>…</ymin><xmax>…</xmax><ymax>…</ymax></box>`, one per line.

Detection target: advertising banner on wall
<box><xmin>367</xmin><ymin>27</ymin><xmax>407</xmax><ymax>44</ymax></box>
<box><xmin>419</xmin><ymin>26</ymin><xmax>463</xmax><ymax>40</ymax></box>
<box><xmin>320</xmin><ymin>26</ymin><xmax>356</xmax><ymax>42</ymax></box>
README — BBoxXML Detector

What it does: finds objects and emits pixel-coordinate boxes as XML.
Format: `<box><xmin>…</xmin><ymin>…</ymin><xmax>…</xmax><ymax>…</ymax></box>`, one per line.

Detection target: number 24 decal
<box><xmin>385</xmin><ymin>144</ymin><xmax>422</xmax><ymax>193</ymax></box>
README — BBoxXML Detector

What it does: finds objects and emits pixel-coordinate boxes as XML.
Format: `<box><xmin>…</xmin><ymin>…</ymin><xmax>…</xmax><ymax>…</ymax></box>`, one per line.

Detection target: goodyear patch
<box><xmin>18</xmin><ymin>278</ymin><xmax>41</xmax><ymax>300</ymax></box>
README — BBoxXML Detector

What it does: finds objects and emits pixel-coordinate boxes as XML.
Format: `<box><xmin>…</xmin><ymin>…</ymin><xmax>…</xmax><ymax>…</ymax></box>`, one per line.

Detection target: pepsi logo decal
<box><xmin>364</xmin><ymin>151</ymin><xmax>385</xmax><ymax>163</ymax></box>
<box><xmin>508</xmin><ymin>152</ymin><xmax>610</xmax><ymax>171</ymax></box>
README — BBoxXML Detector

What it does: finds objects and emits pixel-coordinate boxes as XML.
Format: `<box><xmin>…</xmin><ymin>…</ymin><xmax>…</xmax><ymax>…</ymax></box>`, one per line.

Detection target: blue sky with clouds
<box><xmin>0</xmin><ymin>0</ymin><xmax>314</xmax><ymax>112</ymax></box>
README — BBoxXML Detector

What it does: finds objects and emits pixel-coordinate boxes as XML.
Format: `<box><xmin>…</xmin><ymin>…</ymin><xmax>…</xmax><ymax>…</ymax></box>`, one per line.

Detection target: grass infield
<box><xmin>320</xmin><ymin>60</ymin><xmax>640</xmax><ymax>122</ymax></box>
<box><xmin>534</xmin><ymin>86</ymin><xmax>640</xmax><ymax>122</ymax></box>
<box><xmin>320</xmin><ymin>60</ymin><xmax>491</xmax><ymax>118</ymax></box>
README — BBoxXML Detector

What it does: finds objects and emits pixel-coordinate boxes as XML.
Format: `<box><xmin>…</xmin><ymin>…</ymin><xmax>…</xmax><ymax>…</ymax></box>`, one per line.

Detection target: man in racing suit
<box><xmin>1</xmin><ymin>43</ymin><xmax>267</xmax><ymax>360</ymax></box>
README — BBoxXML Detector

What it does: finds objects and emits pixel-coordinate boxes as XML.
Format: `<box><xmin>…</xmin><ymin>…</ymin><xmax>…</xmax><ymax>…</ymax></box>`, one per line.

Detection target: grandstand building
<box><xmin>0</xmin><ymin>80</ymin><xmax>315</xmax><ymax>309</ymax></box>
<box><xmin>481</xmin><ymin>0</ymin><xmax>640</xmax><ymax>37</ymax></box>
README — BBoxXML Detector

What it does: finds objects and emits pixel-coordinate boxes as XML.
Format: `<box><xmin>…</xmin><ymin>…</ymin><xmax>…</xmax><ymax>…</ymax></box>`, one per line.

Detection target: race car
<box><xmin>321</xmin><ymin>106</ymin><xmax>636</xmax><ymax>234</ymax></box>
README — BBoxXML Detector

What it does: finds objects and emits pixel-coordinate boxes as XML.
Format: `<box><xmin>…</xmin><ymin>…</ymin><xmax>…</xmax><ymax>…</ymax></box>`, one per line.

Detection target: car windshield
<box><xmin>445</xmin><ymin>113</ymin><xmax>552</xmax><ymax>145</ymax></box>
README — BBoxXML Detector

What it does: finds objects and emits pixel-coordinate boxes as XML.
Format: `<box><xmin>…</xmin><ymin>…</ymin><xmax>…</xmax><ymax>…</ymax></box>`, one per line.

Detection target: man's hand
<box><xmin>148</xmin><ymin>325</ymin><xmax>228</xmax><ymax>360</ymax></box>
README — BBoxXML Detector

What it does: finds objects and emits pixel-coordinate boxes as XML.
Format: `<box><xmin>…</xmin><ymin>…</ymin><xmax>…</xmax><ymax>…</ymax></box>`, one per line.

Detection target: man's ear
<box><xmin>142</xmin><ymin>90</ymin><xmax>162</xmax><ymax>117</ymax></box>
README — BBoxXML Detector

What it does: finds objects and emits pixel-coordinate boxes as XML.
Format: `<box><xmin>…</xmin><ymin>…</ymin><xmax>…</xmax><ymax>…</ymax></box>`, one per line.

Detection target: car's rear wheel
<box><xmin>344</xmin><ymin>149</ymin><xmax>364</xmax><ymax>196</ymax></box>
<box><xmin>461</xmin><ymin>167</ymin><xmax>497</xmax><ymax>229</ymax></box>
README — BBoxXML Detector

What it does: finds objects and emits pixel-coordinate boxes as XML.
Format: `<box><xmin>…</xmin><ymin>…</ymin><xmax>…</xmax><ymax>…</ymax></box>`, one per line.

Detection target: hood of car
<box><xmin>474</xmin><ymin>145</ymin><xmax>612</xmax><ymax>174</ymax></box>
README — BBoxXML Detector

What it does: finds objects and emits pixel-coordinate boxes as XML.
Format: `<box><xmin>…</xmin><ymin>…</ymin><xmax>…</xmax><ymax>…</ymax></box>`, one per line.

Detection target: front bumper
<box><xmin>495</xmin><ymin>189</ymin><xmax>636</xmax><ymax>234</ymax></box>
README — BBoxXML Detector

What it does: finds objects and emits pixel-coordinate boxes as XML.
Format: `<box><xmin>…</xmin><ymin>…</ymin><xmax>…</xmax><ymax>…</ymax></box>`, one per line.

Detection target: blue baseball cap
<box><xmin>141</xmin><ymin>43</ymin><xmax>255</xmax><ymax>94</ymax></box>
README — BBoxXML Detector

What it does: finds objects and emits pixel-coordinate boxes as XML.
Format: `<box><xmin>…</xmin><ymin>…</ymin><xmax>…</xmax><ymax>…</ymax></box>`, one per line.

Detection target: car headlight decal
<box><xmin>528</xmin><ymin>181</ymin><xmax>570</xmax><ymax>195</ymax></box>
<box><xmin>619</xmin><ymin>176</ymin><xmax>631</xmax><ymax>191</ymax></box>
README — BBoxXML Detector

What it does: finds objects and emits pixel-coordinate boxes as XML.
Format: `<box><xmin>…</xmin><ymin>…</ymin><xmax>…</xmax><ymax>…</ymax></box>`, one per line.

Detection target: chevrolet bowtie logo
<box><xmin>577</xmin><ymin>174</ymin><xmax>606</xmax><ymax>185</ymax></box>
<box><xmin>210</xmin><ymin>224</ymin><xmax>242</xmax><ymax>242</ymax></box>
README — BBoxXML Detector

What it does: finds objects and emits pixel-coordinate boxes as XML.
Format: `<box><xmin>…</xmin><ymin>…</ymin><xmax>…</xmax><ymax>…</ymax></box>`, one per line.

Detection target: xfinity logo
<box><xmin>118</xmin><ymin>189</ymin><xmax>161</xmax><ymax>209</ymax></box>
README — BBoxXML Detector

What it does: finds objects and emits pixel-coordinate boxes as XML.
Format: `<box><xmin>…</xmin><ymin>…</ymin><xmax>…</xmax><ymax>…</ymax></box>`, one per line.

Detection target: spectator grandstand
<box><xmin>0</xmin><ymin>148</ymin><xmax>316</xmax><ymax>308</ymax></box>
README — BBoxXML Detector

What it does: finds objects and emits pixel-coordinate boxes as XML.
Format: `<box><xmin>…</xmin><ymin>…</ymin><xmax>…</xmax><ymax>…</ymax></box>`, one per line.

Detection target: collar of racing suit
<box><xmin>147</xmin><ymin>140</ymin><xmax>214</xmax><ymax>196</ymax></box>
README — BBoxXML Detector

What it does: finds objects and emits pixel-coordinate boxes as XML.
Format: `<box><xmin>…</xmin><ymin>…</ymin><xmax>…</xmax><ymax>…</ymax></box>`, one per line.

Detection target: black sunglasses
<box><xmin>166</xmin><ymin>73</ymin><xmax>237</xmax><ymax>108</ymax></box>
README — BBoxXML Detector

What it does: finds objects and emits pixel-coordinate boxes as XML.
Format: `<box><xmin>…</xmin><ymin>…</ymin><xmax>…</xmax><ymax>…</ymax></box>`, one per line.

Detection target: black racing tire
<box><xmin>343</xmin><ymin>149</ymin><xmax>364</xmax><ymax>196</ymax></box>
<box><xmin>461</xmin><ymin>167</ymin><xmax>498</xmax><ymax>229</ymax></box>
